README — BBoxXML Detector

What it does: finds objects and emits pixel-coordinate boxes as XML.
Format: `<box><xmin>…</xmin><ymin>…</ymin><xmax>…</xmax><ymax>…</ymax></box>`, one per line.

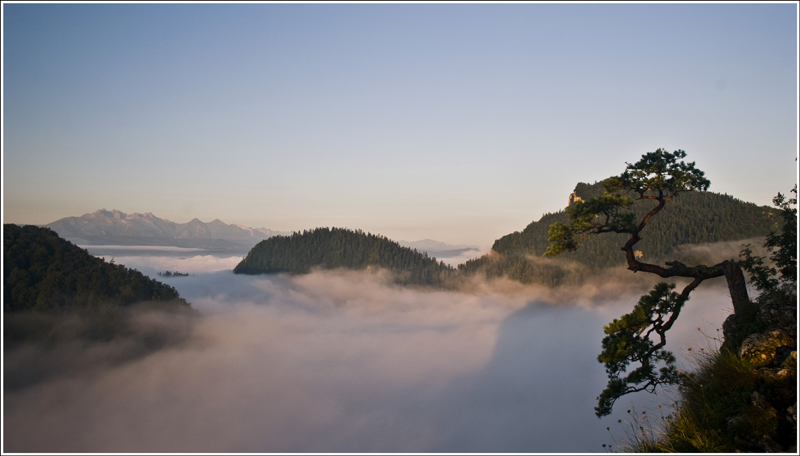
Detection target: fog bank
<box><xmin>4</xmin><ymin>253</ymin><xmax>736</xmax><ymax>452</ymax></box>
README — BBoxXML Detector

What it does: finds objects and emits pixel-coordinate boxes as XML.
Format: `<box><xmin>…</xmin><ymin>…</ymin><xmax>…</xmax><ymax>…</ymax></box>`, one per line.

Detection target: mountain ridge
<box><xmin>457</xmin><ymin>182</ymin><xmax>782</xmax><ymax>286</ymax></box>
<box><xmin>45</xmin><ymin>209</ymin><xmax>291</xmax><ymax>247</ymax></box>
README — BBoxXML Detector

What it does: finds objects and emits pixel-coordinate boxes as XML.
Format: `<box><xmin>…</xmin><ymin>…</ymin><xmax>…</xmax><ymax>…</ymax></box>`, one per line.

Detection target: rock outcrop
<box><xmin>567</xmin><ymin>191</ymin><xmax>584</xmax><ymax>207</ymax></box>
<box><xmin>721</xmin><ymin>289</ymin><xmax>797</xmax><ymax>452</ymax></box>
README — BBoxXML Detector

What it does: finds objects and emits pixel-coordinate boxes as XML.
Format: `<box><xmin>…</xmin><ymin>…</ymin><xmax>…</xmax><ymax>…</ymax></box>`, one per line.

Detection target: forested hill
<box><xmin>4</xmin><ymin>224</ymin><xmax>189</xmax><ymax>313</ymax></box>
<box><xmin>233</xmin><ymin>185</ymin><xmax>779</xmax><ymax>288</ymax></box>
<box><xmin>233</xmin><ymin>227</ymin><xmax>453</xmax><ymax>286</ymax></box>
<box><xmin>458</xmin><ymin>183</ymin><xmax>781</xmax><ymax>286</ymax></box>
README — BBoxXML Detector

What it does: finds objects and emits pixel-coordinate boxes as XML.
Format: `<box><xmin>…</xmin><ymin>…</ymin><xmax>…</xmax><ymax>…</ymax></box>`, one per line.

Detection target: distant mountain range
<box><xmin>44</xmin><ymin>209</ymin><xmax>479</xmax><ymax>257</ymax></box>
<box><xmin>34</xmin><ymin>180</ymin><xmax>783</xmax><ymax>288</ymax></box>
<box><xmin>45</xmin><ymin>209</ymin><xmax>291</xmax><ymax>250</ymax></box>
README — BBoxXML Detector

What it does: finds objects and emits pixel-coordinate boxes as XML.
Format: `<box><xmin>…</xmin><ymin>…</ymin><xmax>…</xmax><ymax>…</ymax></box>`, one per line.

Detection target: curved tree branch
<box><xmin>549</xmin><ymin>149</ymin><xmax>754</xmax><ymax>417</ymax></box>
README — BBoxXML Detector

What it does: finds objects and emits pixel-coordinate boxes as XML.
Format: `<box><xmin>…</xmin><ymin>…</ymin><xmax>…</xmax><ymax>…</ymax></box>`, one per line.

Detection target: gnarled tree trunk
<box><xmin>722</xmin><ymin>260</ymin><xmax>755</xmax><ymax>318</ymax></box>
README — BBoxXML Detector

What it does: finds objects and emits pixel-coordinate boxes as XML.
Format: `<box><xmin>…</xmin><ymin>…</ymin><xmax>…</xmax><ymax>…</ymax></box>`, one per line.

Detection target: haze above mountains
<box><xmin>46</xmin><ymin>209</ymin><xmax>291</xmax><ymax>251</ymax></box>
<box><xmin>45</xmin><ymin>209</ymin><xmax>477</xmax><ymax>257</ymax></box>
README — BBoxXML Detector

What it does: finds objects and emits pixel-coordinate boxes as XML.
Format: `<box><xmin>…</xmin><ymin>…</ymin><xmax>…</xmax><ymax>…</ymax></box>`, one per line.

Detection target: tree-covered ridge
<box><xmin>496</xmin><ymin>181</ymin><xmax>779</xmax><ymax>262</ymax></box>
<box><xmin>4</xmin><ymin>224</ymin><xmax>189</xmax><ymax>312</ymax></box>
<box><xmin>233</xmin><ymin>227</ymin><xmax>453</xmax><ymax>286</ymax></box>
<box><xmin>232</xmin><ymin>188</ymin><xmax>780</xmax><ymax>288</ymax></box>
<box><xmin>458</xmin><ymin>182</ymin><xmax>780</xmax><ymax>285</ymax></box>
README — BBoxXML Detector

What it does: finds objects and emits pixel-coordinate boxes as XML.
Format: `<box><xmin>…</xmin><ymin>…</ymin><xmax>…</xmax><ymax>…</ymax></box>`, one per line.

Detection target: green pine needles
<box><xmin>546</xmin><ymin>149</ymin><xmax>756</xmax><ymax>417</ymax></box>
<box><xmin>595</xmin><ymin>283</ymin><xmax>684</xmax><ymax>417</ymax></box>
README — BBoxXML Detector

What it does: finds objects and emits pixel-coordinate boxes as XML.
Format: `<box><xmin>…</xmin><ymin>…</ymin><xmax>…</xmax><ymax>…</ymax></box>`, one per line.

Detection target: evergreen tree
<box><xmin>545</xmin><ymin>149</ymin><xmax>760</xmax><ymax>416</ymax></box>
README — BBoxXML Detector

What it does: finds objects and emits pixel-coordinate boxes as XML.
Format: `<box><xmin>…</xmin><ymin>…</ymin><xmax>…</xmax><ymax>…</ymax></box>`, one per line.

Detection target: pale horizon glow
<box><xmin>2</xmin><ymin>3</ymin><xmax>798</xmax><ymax>246</ymax></box>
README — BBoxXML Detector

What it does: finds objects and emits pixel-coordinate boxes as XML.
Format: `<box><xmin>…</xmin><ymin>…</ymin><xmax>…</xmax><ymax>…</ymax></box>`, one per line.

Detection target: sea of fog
<box><xmin>4</xmin><ymin>249</ymin><xmax>737</xmax><ymax>453</ymax></box>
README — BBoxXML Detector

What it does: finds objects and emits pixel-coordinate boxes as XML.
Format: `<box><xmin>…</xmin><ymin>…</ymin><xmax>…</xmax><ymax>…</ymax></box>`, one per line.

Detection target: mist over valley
<box><xmin>4</xmin><ymin>249</ymin><xmax>735</xmax><ymax>452</ymax></box>
<box><xmin>4</xmin><ymin>4</ymin><xmax>796</xmax><ymax>452</ymax></box>
<box><xmin>4</xmin><ymin>180</ymin><xmax>786</xmax><ymax>452</ymax></box>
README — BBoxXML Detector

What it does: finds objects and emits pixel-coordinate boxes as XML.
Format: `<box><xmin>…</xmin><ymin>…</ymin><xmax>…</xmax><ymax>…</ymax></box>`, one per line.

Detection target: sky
<box><xmin>2</xmin><ymin>2</ymin><xmax>798</xmax><ymax>246</ymax></box>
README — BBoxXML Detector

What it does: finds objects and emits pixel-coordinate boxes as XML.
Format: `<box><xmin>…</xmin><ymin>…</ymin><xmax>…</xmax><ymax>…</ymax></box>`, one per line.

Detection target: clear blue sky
<box><xmin>3</xmin><ymin>3</ymin><xmax>797</xmax><ymax>246</ymax></box>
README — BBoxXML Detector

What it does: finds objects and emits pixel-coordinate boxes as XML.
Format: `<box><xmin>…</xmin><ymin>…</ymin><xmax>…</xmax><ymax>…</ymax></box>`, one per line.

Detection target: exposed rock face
<box><xmin>751</xmin><ymin>391</ymin><xmax>778</xmax><ymax>419</ymax></box>
<box><xmin>740</xmin><ymin>329</ymin><xmax>795</xmax><ymax>368</ymax></box>
<box><xmin>567</xmin><ymin>191</ymin><xmax>583</xmax><ymax>207</ymax></box>
<box><xmin>720</xmin><ymin>287</ymin><xmax>796</xmax><ymax>452</ymax></box>
<box><xmin>757</xmin><ymin>291</ymin><xmax>797</xmax><ymax>339</ymax></box>
<box><xmin>723</xmin><ymin>289</ymin><xmax>797</xmax><ymax>355</ymax></box>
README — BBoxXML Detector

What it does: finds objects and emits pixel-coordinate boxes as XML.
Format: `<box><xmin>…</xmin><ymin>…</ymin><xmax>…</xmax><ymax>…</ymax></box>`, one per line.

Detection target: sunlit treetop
<box><xmin>546</xmin><ymin>148</ymin><xmax>712</xmax><ymax>262</ymax></box>
<box><xmin>606</xmin><ymin>148</ymin><xmax>710</xmax><ymax>199</ymax></box>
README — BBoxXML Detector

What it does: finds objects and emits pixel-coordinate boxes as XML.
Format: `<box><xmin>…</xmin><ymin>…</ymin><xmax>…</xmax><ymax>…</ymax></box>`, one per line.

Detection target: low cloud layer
<box><xmin>4</xmin><ymin>252</ymin><xmax>737</xmax><ymax>453</ymax></box>
<box><xmin>670</xmin><ymin>236</ymin><xmax>768</xmax><ymax>267</ymax></box>
<box><xmin>435</xmin><ymin>245</ymin><xmax>491</xmax><ymax>267</ymax></box>
<box><xmin>99</xmin><ymin>254</ymin><xmax>244</xmax><ymax>275</ymax></box>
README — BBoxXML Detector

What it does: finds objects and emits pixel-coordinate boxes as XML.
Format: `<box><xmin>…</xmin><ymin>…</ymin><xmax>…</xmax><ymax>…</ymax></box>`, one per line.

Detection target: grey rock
<box><xmin>726</xmin><ymin>414</ymin><xmax>745</xmax><ymax>429</ymax></box>
<box><xmin>750</xmin><ymin>391</ymin><xmax>778</xmax><ymax>423</ymax></box>
<box><xmin>756</xmin><ymin>434</ymin><xmax>783</xmax><ymax>453</ymax></box>
<box><xmin>751</xmin><ymin>391</ymin><xmax>770</xmax><ymax>408</ymax></box>
<box><xmin>757</xmin><ymin>292</ymin><xmax>797</xmax><ymax>338</ymax></box>
<box><xmin>757</xmin><ymin>367</ymin><xmax>791</xmax><ymax>383</ymax></box>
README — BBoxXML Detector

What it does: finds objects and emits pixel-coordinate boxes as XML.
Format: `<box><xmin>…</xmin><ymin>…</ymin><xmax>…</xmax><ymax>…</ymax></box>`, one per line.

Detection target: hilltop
<box><xmin>4</xmin><ymin>224</ymin><xmax>193</xmax><ymax>345</ymax></box>
<box><xmin>4</xmin><ymin>224</ymin><xmax>197</xmax><ymax>390</ymax></box>
<box><xmin>234</xmin><ymin>227</ymin><xmax>453</xmax><ymax>287</ymax></box>
<box><xmin>461</xmin><ymin>182</ymin><xmax>780</xmax><ymax>286</ymax></box>
<box><xmin>230</xmin><ymin>184</ymin><xmax>779</xmax><ymax>288</ymax></box>
<box><xmin>4</xmin><ymin>224</ymin><xmax>190</xmax><ymax>314</ymax></box>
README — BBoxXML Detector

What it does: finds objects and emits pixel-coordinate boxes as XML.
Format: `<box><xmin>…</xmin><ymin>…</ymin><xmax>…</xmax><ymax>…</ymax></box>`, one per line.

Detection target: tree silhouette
<box><xmin>546</xmin><ymin>149</ymin><xmax>755</xmax><ymax>416</ymax></box>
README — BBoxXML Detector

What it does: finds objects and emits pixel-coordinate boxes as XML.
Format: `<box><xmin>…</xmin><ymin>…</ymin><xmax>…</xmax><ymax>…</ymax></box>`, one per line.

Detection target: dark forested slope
<box><xmin>233</xmin><ymin>184</ymin><xmax>779</xmax><ymax>288</ymax></box>
<box><xmin>458</xmin><ymin>183</ymin><xmax>781</xmax><ymax>285</ymax></box>
<box><xmin>4</xmin><ymin>224</ymin><xmax>194</xmax><ymax>389</ymax></box>
<box><xmin>4</xmin><ymin>224</ymin><xmax>189</xmax><ymax>313</ymax></box>
<box><xmin>233</xmin><ymin>227</ymin><xmax>453</xmax><ymax>286</ymax></box>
